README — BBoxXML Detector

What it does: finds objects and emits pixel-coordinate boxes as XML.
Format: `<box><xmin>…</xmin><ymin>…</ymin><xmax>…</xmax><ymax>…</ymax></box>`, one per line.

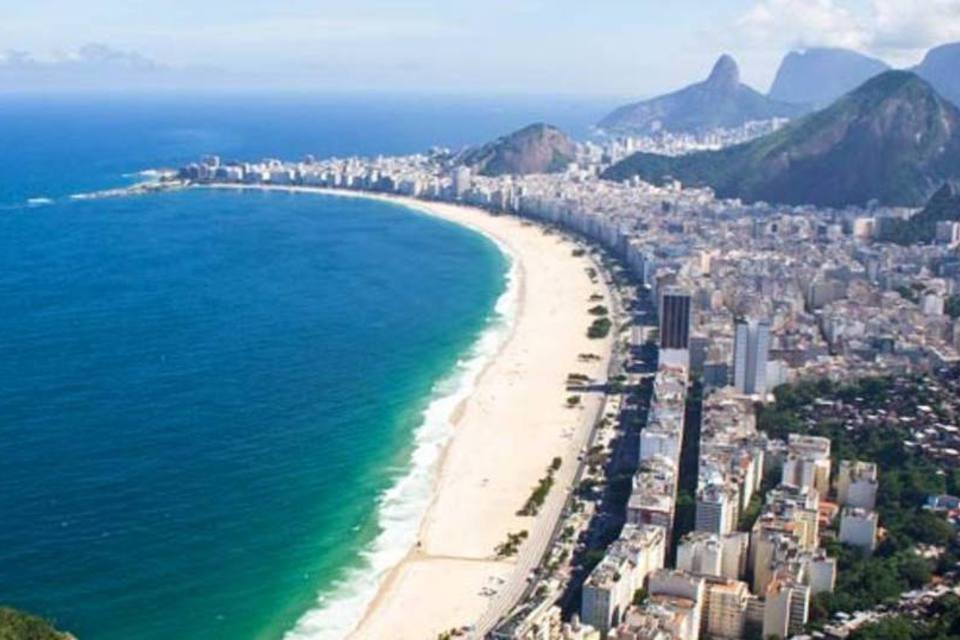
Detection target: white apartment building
<box><xmin>695</xmin><ymin>483</ymin><xmax>739</xmax><ymax>535</ymax></box>
<box><xmin>581</xmin><ymin>525</ymin><xmax>667</xmax><ymax>635</ymax></box>
<box><xmin>647</xmin><ymin>570</ymin><xmax>706</xmax><ymax>640</ymax></box>
<box><xmin>703</xmin><ymin>579</ymin><xmax>751</xmax><ymax>639</ymax></box>
<box><xmin>839</xmin><ymin>507</ymin><xmax>878</xmax><ymax>552</ymax></box>
<box><xmin>763</xmin><ymin>578</ymin><xmax>810</xmax><ymax>639</ymax></box>
<box><xmin>782</xmin><ymin>434</ymin><xmax>832</xmax><ymax>497</ymax></box>
<box><xmin>836</xmin><ymin>460</ymin><xmax>879</xmax><ymax>510</ymax></box>
<box><xmin>677</xmin><ymin>532</ymin><xmax>723</xmax><ymax>577</ymax></box>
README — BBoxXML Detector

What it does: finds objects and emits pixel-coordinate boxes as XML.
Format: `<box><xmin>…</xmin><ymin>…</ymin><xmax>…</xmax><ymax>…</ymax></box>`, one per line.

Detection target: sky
<box><xmin>1</xmin><ymin>0</ymin><xmax>959</xmax><ymax>95</ymax></box>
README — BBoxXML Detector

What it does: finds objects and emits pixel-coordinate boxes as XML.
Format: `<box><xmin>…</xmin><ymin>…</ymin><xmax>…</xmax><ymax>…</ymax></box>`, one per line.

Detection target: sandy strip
<box><xmin>205</xmin><ymin>185</ymin><xmax>615</xmax><ymax>639</ymax></box>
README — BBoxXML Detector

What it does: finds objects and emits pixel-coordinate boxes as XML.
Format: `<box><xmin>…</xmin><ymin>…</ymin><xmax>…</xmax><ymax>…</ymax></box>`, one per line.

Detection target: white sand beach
<box><xmin>206</xmin><ymin>185</ymin><xmax>616</xmax><ymax>639</ymax></box>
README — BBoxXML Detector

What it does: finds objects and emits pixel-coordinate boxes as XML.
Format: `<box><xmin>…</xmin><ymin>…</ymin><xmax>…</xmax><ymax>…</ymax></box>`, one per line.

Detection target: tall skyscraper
<box><xmin>659</xmin><ymin>287</ymin><xmax>691</xmax><ymax>350</ymax></box>
<box><xmin>733</xmin><ymin>318</ymin><xmax>770</xmax><ymax>395</ymax></box>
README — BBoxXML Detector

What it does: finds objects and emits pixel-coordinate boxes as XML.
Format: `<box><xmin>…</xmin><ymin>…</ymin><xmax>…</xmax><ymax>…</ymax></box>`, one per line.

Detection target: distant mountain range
<box><xmin>600</xmin><ymin>43</ymin><xmax>960</xmax><ymax>138</ymax></box>
<box><xmin>602</xmin><ymin>71</ymin><xmax>960</xmax><ymax>208</ymax></box>
<box><xmin>458</xmin><ymin>123</ymin><xmax>575</xmax><ymax>176</ymax></box>
<box><xmin>597</xmin><ymin>55</ymin><xmax>808</xmax><ymax>135</ymax></box>
<box><xmin>914</xmin><ymin>43</ymin><xmax>960</xmax><ymax>108</ymax></box>
<box><xmin>768</xmin><ymin>48</ymin><xmax>890</xmax><ymax>108</ymax></box>
<box><xmin>767</xmin><ymin>43</ymin><xmax>960</xmax><ymax>110</ymax></box>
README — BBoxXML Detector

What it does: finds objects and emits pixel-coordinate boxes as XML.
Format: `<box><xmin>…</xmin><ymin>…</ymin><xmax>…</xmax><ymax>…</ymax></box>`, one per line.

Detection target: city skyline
<box><xmin>2</xmin><ymin>0</ymin><xmax>959</xmax><ymax>94</ymax></box>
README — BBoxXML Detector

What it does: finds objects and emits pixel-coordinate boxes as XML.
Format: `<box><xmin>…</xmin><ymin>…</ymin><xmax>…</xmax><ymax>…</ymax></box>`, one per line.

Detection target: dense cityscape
<box><xmin>168</xmin><ymin>122</ymin><xmax>960</xmax><ymax>640</ymax></box>
<box><xmin>6</xmin><ymin>2</ymin><xmax>960</xmax><ymax>639</ymax></box>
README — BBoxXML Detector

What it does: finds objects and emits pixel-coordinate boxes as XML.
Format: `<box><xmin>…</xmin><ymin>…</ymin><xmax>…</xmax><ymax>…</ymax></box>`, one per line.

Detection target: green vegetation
<box><xmin>460</xmin><ymin>123</ymin><xmax>576</xmax><ymax>177</ymax></box>
<box><xmin>589</xmin><ymin>293</ymin><xmax>604</xmax><ymax>302</ymax></box>
<box><xmin>946</xmin><ymin>294</ymin><xmax>960</xmax><ymax>319</ymax></box>
<box><xmin>602</xmin><ymin>72</ymin><xmax>960</xmax><ymax>208</ymax></box>
<box><xmin>757</xmin><ymin>377</ymin><xmax>958</xmax><ymax>626</ymax></box>
<box><xmin>572</xmin><ymin>248</ymin><xmax>586</xmax><ymax>257</ymax></box>
<box><xmin>738</xmin><ymin>468</ymin><xmax>778</xmax><ymax>531</ymax></box>
<box><xmin>585</xmin><ymin>444</ymin><xmax>607</xmax><ymax>474</ymax></box>
<box><xmin>851</xmin><ymin>594</ymin><xmax>960</xmax><ymax>639</ymax></box>
<box><xmin>518</xmin><ymin>460</ymin><xmax>562</xmax><ymax>516</ymax></box>
<box><xmin>878</xmin><ymin>181</ymin><xmax>960</xmax><ymax>245</ymax></box>
<box><xmin>588</xmin><ymin>305</ymin><xmax>609</xmax><ymax>317</ymax></box>
<box><xmin>632</xmin><ymin>587</ymin><xmax>648</xmax><ymax>606</ymax></box>
<box><xmin>895</xmin><ymin>283</ymin><xmax>924</xmax><ymax>304</ymax></box>
<box><xmin>0</xmin><ymin>607</ymin><xmax>69</xmax><ymax>640</ymax></box>
<box><xmin>566</xmin><ymin>395</ymin><xmax>582</xmax><ymax>407</ymax></box>
<box><xmin>587</xmin><ymin>317</ymin><xmax>612</xmax><ymax>339</ymax></box>
<box><xmin>495</xmin><ymin>530</ymin><xmax>529</xmax><ymax>558</ymax></box>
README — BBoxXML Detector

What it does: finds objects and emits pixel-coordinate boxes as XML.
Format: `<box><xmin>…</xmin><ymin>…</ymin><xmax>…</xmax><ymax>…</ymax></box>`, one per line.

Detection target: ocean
<box><xmin>0</xmin><ymin>93</ymin><xmax>610</xmax><ymax>639</ymax></box>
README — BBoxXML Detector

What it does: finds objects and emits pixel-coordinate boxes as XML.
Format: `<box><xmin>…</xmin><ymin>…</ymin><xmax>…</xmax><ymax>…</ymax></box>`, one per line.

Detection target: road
<box><xmin>474</xmin><ymin>257</ymin><xmax>625</xmax><ymax>638</ymax></box>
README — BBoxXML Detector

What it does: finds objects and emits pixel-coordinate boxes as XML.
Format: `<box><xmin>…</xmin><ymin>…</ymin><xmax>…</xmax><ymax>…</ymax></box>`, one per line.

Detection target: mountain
<box><xmin>879</xmin><ymin>181</ymin><xmax>960</xmax><ymax>244</ymax></box>
<box><xmin>769</xmin><ymin>48</ymin><xmax>890</xmax><ymax>107</ymax></box>
<box><xmin>601</xmin><ymin>71</ymin><xmax>960</xmax><ymax>208</ymax></box>
<box><xmin>598</xmin><ymin>55</ymin><xmax>808</xmax><ymax>134</ymax></box>
<box><xmin>459</xmin><ymin>123</ymin><xmax>576</xmax><ymax>176</ymax></box>
<box><xmin>914</xmin><ymin>42</ymin><xmax>960</xmax><ymax>107</ymax></box>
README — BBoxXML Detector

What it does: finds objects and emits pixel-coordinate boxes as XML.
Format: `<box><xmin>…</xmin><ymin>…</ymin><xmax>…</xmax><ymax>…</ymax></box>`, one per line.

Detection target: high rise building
<box><xmin>733</xmin><ymin>318</ymin><xmax>770</xmax><ymax>395</ymax></box>
<box><xmin>836</xmin><ymin>460</ymin><xmax>879</xmax><ymax>510</ymax></box>
<box><xmin>660</xmin><ymin>288</ymin><xmax>692</xmax><ymax>350</ymax></box>
<box><xmin>762</xmin><ymin>579</ymin><xmax>810</xmax><ymax>639</ymax></box>
<box><xmin>695</xmin><ymin>484</ymin><xmax>739</xmax><ymax>535</ymax></box>
<box><xmin>704</xmin><ymin>579</ymin><xmax>751</xmax><ymax>639</ymax></box>
<box><xmin>839</xmin><ymin>508</ymin><xmax>878</xmax><ymax>552</ymax></box>
<box><xmin>782</xmin><ymin>434</ymin><xmax>832</xmax><ymax>498</ymax></box>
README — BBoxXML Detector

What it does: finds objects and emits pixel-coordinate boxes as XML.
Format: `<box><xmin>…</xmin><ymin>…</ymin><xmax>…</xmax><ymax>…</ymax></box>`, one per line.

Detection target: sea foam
<box><xmin>284</xmin><ymin>238</ymin><xmax>519</xmax><ymax>640</ymax></box>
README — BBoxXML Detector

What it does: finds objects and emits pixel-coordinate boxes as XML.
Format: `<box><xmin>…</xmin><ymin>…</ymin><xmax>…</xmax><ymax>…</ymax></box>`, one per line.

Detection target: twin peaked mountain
<box><xmin>458</xmin><ymin>46</ymin><xmax>960</xmax><ymax>208</ymax></box>
<box><xmin>600</xmin><ymin>46</ymin><xmax>960</xmax><ymax>135</ymax></box>
<box><xmin>598</xmin><ymin>55</ymin><xmax>806</xmax><ymax>134</ymax></box>
<box><xmin>602</xmin><ymin>70</ymin><xmax>960</xmax><ymax>208</ymax></box>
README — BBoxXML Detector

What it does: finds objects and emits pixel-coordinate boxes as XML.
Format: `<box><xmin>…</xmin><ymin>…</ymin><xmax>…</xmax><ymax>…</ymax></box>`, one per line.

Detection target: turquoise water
<box><xmin>0</xmin><ymin>185</ymin><xmax>507</xmax><ymax>638</ymax></box>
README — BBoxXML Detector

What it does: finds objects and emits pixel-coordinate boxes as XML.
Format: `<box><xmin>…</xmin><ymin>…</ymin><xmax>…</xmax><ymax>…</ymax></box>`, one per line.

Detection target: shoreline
<box><xmin>203</xmin><ymin>184</ymin><xmax>617</xmax><ymax>639</ymax></box>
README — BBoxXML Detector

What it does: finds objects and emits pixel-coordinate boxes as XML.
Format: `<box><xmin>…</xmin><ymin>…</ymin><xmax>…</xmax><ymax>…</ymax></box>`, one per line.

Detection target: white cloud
<box><xmin>734</xmin><ymin>0</ymin><xmax>868</xmax><ymax>50</ymax></box>
<box><xmin>733</xmin><ymin>0</ymin><xmax>960</xmax><ymax>64</ymax></box>
<box><xmin>0</xmin><ymin>43</ymin><xmax>162</xmax><ymax>70</ymax></box>
<box><xmin>870</xmin><ymin>0</ymin><xmax>960</xmax><ymax>62</ymax></box>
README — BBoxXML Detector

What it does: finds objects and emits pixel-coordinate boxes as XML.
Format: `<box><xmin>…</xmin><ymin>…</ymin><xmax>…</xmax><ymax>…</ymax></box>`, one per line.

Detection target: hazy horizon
<box><xmin>2</xmin><ymin>0</ymin><xmax>959</xmax><ymax>96</ymax></box>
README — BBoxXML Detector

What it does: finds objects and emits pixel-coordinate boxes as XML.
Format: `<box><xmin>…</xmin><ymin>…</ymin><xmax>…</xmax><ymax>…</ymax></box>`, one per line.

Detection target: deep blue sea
<box><xmin>0</xmin><ymin>93</ymin><xmax>612</xmax><ymax>639</ymax></box>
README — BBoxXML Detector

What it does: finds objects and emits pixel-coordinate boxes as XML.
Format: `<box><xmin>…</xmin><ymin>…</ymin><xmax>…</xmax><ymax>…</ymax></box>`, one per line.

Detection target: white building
<box><xmin>676</xmin><ymin>531</ymin><xmax>748</xmax><ymax>582</ymax></box>
<box><xmin>695</xmin><ymin>483</ymin><xmax>739</xmax><ymax>535</ymax></box>
<box><xmin>839</xmin><ymin>507</ymin><xmax>878</xmax><ymax>552</ymax></box>
<box><xmin>782</xmin><ymin>434</ymin><xmax>832</xmax><ymax>497</ymax></box>
<box><xmin>704</xmin><ymin>579</ymin><xmax>751</xmax><ymax>639</ymax></box>
<box><xmin>806</xmin><ymin>551</ymin><xmax>837</xmax><ymax>594</ymax></box>
<box><xmin>581</xmin><ymin>525</ymin><xmax>667</xmax><ymax>635</ymax></box>
<box><xmin>647</xmin><ymin>570</ymin><xmax>706</xmax><ymax>640</ymax></box>
<box><xmin>836</xmin><ymin>460</ymin><xmax>879</xmax><ymax>510</ymax></box>
<box><xmin>763</xmin><ymin>578</ymin><xmax>810</xmax><ymax>639</ymax></box>
<box><xmin>733</xmin><ymin>318</ymin><xmax>770</xmax><ymax>396</ymax></box>
<box><xmin>677</xmin><ymin>532</ymin><xmax>723</xmax><ymax>577</ymax></box>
